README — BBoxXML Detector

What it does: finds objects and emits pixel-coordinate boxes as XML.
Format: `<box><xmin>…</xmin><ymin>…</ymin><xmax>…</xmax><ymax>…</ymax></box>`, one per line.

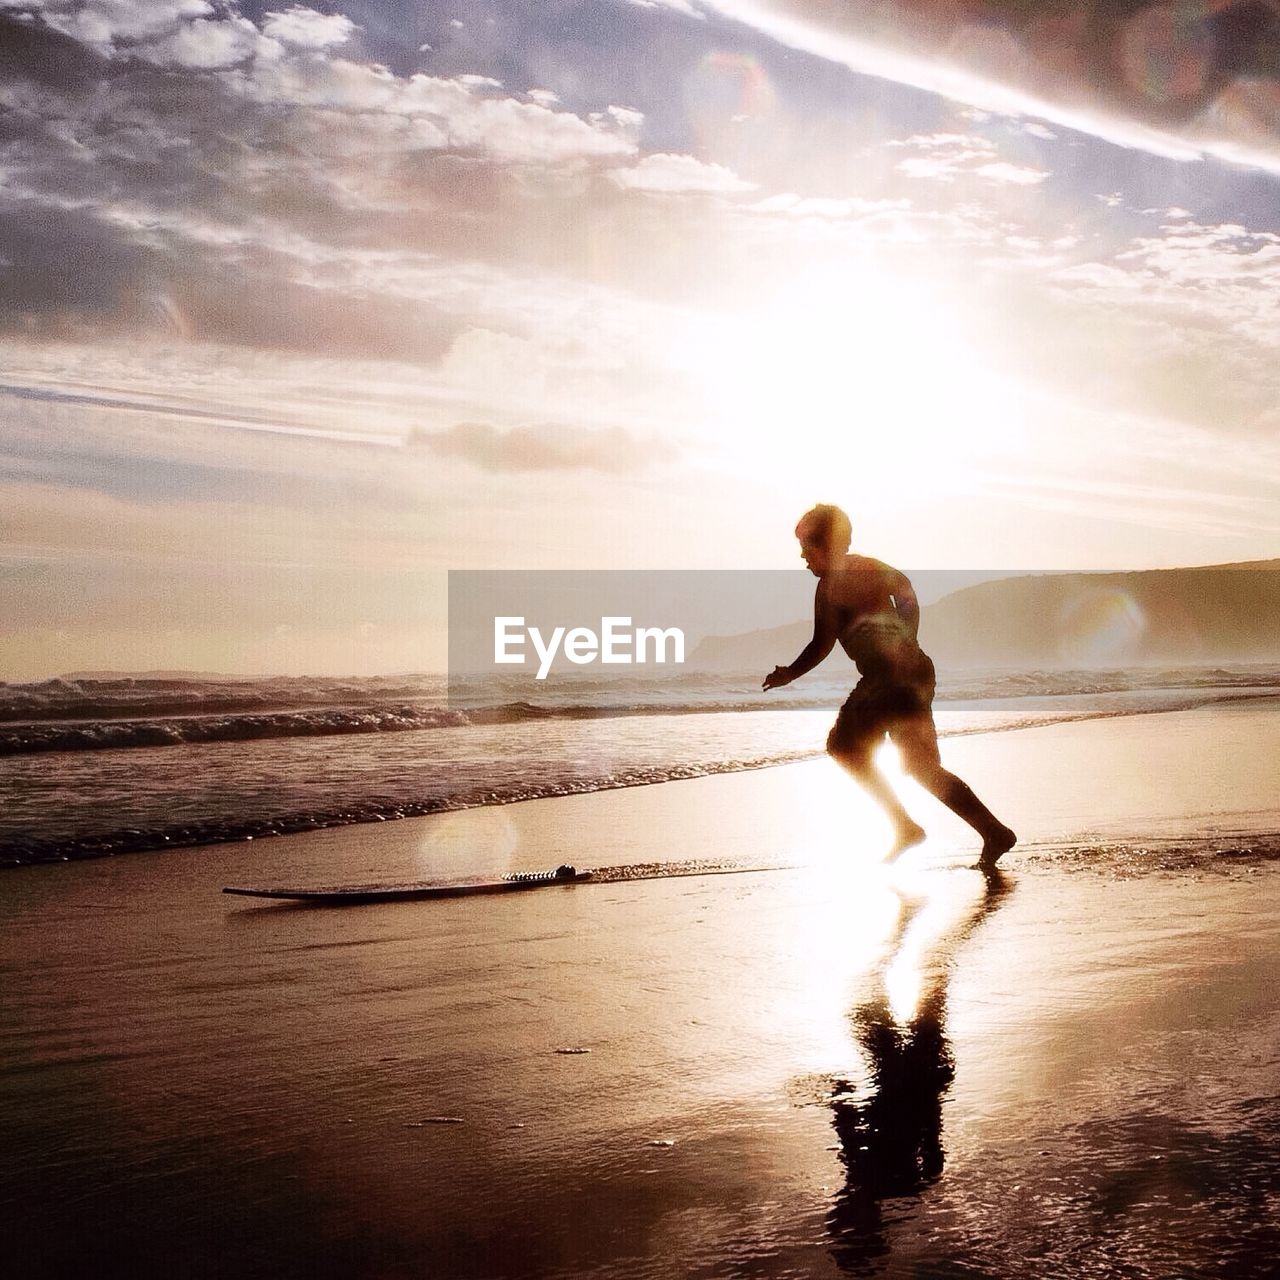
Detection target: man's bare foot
<box><xmin>884</xmin><ymin>821</ymin><xmax>927</xmax><ymax>863</ymax></box>
<box><xmin>977</xmin><ymin>824</ymin><xmax>1017</xmax><ymax>869</ymax></box>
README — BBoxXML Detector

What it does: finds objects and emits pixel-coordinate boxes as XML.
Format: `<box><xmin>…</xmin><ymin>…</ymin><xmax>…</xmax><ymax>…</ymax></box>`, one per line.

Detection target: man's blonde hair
<box><xmin>795</xmin><ymin>504</ymin><xmax>852</xmax><ymax>554</ymax></box>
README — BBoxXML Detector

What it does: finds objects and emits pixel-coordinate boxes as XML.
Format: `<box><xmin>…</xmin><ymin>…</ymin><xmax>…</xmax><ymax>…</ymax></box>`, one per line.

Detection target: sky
<box><xmin>3</xmin><ymin>0</ymin><xmax>1280</xmax><ymax>676</ymax></box>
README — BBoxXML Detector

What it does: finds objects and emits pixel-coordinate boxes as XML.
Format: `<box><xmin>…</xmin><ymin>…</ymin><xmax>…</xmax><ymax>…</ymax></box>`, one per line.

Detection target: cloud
<box><xmin>221</xmin><ymin>59</ymin><xmax>636</xmax><ymax>165</ymax></box>
<box><xmin>0</xmin><ymin>380</ymin><xmax>400</xmax><ymax>445</ymax></box>
<box><xmin>20</xmin><ymin>0</ymin><xmax>215</xmax><ymax>51</ymax></box>
<box><xmin>260</xmin><ymin>6</ymin><xmax>356</xmax><ymax>50</ymax></box>
<box><xmin>890</xmin><ymin>132</ymin><xmax>1048</xmax><ymax>185</ymax></box>
<box><xmin>409</xmin><ymin>421</ymin><xmax>672</xmax><ymax>473</ymax></box>
<box><xmin>622</xmin><ymin>0</ymin><xmax>705</xmax><ymax>17</ymax></box>
<box><xmin>609</xmin><ymin>152</ymin><xmax>756</xmax><ymax>194</ymax></box>
<box><xmin>966</xmin><ymin>213</ymin><xmax>1280</xmax><ymax>445</ymax></box>
<box><xmin>702</xmin><ymin>0</ymin><xmax>1280</xmax><ymax>175</ymax></box>
<box><xmin>1058</xmin><ymin>221</ymin><xmax>1280</xmax><ymax>315</ymax></box>
<box><xmin>973</xmin><ymin>161</ymin><xmax>1049</xmax><ymax>186</ymax></box>
<box><xmin>0</xmin><ymin>8</ymin><xmax>650</xmax><ymax>358</ymax></box>
<box><xmin>141</xmin><ymin>15</ymin><xmax>269</xmax><ymax>68</ymax></box>
<box><xmin>0</xmin><ymin>6</ymin><xmax>637</xmax><ymax>166</ymax></box>
<box><xmin>1051</xmin><ymin>263</ymin><xmax>1141</xmax><ymax>291</ymax></box>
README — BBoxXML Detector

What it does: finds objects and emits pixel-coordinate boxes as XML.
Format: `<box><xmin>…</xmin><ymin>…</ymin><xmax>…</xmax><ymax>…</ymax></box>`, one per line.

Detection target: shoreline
<box><xmin>6</xmin><ymin>690</ymin><xmax>1280</xmax><ymax>870</ymax></box>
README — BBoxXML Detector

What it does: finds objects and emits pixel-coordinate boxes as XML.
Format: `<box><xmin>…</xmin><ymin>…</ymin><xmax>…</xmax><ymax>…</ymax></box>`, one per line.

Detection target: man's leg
<box><xmin>827</xmin><ymin>700</ymin><xmax>926</xmax><ymax>858</ymax></box>
<box><xmin>893</xmin><ymin>717</ymin><xmax>1016</xmax><ymax>865</ymax></box>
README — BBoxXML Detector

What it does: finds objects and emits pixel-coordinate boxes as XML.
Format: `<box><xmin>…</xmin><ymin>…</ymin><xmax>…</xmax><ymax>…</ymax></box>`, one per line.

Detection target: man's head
<box><xmin>795</xmin><ymin>503</ymin><xmax>852</xmax><ymax>576</ymax></box>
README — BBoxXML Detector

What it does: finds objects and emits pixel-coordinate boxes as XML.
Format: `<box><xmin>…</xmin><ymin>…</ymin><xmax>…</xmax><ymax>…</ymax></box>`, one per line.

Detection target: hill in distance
<box><xmin>691</xmin><ymin>560</ymin><xmax>1280</xmax><ymax>672</ymax></box>
<box><xmin>56</xmin><ymin>671</ymin><xmax>256</xmax><ymax>682</ymax></box>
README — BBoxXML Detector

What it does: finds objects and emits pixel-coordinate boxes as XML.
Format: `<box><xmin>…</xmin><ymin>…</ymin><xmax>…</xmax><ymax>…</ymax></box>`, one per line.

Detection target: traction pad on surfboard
<box><xmin>502</xmin><ymin>864</ymin><xmax>581</xmax><ymax>883</ymax></box>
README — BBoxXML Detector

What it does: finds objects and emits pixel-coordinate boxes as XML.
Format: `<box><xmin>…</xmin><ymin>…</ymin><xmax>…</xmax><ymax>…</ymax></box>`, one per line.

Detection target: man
<box><xmin>763</xmin><ymin>504</ymin><xmax>1016</xmax><ymax>866</ymax></box>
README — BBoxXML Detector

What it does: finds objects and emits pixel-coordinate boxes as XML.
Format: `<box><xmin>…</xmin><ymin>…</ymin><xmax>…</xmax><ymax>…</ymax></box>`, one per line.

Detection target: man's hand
<box><xmin>762</xmin><ymin>665</ymin><xmax>793</xmax><ymax>691</ymax></box>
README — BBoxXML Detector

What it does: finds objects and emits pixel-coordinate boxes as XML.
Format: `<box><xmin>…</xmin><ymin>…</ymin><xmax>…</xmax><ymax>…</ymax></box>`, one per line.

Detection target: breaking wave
<box><xmin>4</xmin><ymin>665</ymin><xmax>1280</xmax><ymax>756</ymax></box>
<box><xmin>0</xmin><ymin>749</ymin><xmax>815</xmax><ymax>866</ymax></box>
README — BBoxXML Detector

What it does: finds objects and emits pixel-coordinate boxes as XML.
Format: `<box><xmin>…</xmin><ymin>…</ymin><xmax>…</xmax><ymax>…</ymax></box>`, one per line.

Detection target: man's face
<box><xmin>797</xmin><ymin>531</ymin><xmax>830</xmax><ymax>577</ymax></box>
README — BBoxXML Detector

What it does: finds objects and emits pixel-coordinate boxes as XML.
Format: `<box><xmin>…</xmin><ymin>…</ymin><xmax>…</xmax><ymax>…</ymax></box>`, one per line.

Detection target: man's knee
<box><xmin>827</xmin><ymin>733</ymin><xmax>873</xmax><ymax>773</ymax></box>
<box><xmin>902</xmin><ymin>752</ymin><xmax>944</xmax><ymax>786</ymax></box>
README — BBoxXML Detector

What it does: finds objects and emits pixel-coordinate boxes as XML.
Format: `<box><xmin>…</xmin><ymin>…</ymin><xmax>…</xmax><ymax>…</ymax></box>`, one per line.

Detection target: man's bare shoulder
<box><xmin>841</xmin><ymin>553</ymin><xmax>895</xmax><ymax>576</ymax></box>
<box><xmin>826</xmin><ymin>554</ymin><xmax>891</xmax><ymax>585</ymax></box>
<box><xmin>841</xmin><ymin>553</ymin><xmax>912</xmax><ymax>589</ymax></box>
<box><xmin>821</xmin><ymin>556</ymin><xmax>908</xmax><ymax>612</ymax></box>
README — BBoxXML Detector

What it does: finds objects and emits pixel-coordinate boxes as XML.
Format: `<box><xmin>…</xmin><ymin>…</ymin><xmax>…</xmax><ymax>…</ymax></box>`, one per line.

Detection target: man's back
<box><xmin>821</xmin><ymin>555</ymin><xmax>927</xmax><ymax>681</ymax></box>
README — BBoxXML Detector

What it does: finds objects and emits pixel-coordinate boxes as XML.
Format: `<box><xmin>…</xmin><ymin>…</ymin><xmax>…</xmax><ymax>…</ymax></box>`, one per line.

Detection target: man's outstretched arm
<box><xmin>763</xmin><ymin>587</ymin><xmax>838</xmax><ymax>690</ymax></box>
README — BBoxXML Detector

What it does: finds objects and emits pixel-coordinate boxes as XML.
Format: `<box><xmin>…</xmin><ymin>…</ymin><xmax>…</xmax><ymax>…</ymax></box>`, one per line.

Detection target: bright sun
<box><xmin>677</xmin><ymin>263</ymin><xmax>1023</xmax><ymax>491</ymax></box>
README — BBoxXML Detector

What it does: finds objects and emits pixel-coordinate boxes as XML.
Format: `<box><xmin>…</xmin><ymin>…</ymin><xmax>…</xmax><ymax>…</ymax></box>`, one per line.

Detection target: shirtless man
<box><xmin>763</xmin><ymin>504</ymin><xmax>1016</xmax><ymax>866</ymax></box>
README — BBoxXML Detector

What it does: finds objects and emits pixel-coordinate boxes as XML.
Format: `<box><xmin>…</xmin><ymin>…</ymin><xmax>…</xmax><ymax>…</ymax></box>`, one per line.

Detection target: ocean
<box><xmin>4</xmin><ymin>664</ymin><xmax>1279</xmax><ymax>867</ymax></box>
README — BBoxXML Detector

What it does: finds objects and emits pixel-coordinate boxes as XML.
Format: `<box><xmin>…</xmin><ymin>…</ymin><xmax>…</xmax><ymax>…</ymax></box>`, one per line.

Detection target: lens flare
<box><xmin>1219</xmin><ymin>74</ymin><xmax>1280</xmax><ymax>132</ymax></box>
<box><xmin>1116</xmin><ymin>2</ymin><xmax>1224</xmax><ymax>111</ymax></box>
<box><xmin>1057</xmin><ymin>588</ymin><xmax>1147</xmax><ymax>664</ymax></box>
<box><xmin>685</xmin><ymin>50</ymin><xmax>776</xmax><ymax>143</ymax></box>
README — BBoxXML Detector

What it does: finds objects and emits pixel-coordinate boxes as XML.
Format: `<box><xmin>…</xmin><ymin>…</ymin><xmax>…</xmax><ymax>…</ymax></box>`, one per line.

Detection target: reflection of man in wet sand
<box><xmin>763</xmin><ymin>504</ymin><xmax>1016</xmax><ymax>866</ymax></box>
<box><xmin>827</xmin><ymin>992</ymin><xmax>951</xmax><ymax>1273</ymax></box>
<box><xmin>827</xmin><ymin>870</ymin><xmax>1012</xmax><ymax>1273</ymax></box>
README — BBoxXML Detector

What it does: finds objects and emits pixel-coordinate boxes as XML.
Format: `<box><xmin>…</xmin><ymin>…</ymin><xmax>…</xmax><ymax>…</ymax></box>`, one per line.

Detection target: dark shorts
<box><xmin>826</xmin><ymin>661</ymin><xmax>941</xmax><ymax>772</ymax></box>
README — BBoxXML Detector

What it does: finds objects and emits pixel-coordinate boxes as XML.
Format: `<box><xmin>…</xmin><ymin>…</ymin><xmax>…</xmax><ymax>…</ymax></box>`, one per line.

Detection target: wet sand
<box><xmin>3</xmin><ymin>700</ymin><xmax>1279</xmax><ymax>1278</ymax></box>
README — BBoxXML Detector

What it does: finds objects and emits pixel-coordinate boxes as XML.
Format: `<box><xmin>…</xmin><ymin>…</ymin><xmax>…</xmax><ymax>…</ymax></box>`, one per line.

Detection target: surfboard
<box><xmin>222</xmin><ymin>859</ymin><xmax>794</xmax><ymax>905</ymax></box>
<box><xmin>223</xmin><ymin>864</ymin><xmax>593</xmax><ymax>904</ymax></box>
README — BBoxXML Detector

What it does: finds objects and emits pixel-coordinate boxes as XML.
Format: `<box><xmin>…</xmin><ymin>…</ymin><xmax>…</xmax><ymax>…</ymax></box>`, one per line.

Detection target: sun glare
<box><xmin>678</xmin><ymin>265</ymin><xmax>1022</xmax><ymax>491</ymax></box>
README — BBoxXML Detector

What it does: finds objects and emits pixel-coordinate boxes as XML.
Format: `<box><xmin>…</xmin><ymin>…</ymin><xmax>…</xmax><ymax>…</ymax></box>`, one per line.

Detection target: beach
<box><xmin>10</xmin><ymin>2</ymin><xmax>1280</xmax><ymax>1276</ymax></box>
<box><xmin>3</xmin><ymin>699</ymin><xmax>1279</xmax><ymax>1278</ymax></box>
